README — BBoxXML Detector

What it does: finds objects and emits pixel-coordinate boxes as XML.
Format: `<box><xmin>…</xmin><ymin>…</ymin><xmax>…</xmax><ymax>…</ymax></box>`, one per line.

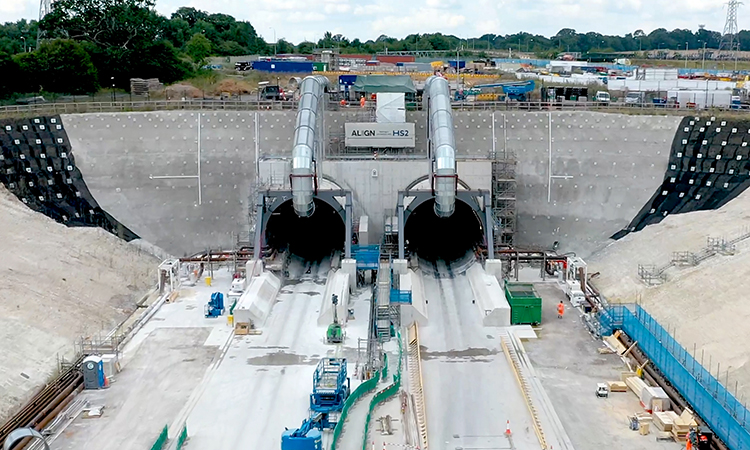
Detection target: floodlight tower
<box><xmin>719</xmin><ymin>0</ymin><xmax>742</xmax><ymax>52</ymax></box>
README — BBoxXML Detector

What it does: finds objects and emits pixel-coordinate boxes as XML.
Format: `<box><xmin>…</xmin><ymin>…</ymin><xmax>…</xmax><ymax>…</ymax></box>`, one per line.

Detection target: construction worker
<box><xmin>339</xmin><ymin>98</ymin><xmax>346</xmax><ymax>107</ymax></box>
<box><xmin>360</xmin><ymin>95</ymin><xmax>366</xmax><ymax>108</ymax></box>
<box><xmin>557</xmin><ymin>300</ymin><xmax>565</xmax><ymax>319</ymax></box>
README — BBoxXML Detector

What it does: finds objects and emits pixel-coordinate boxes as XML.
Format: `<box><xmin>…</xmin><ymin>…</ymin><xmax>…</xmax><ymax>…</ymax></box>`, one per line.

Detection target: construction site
<box><xmin>2</xmin><ymin>72</ymin><xmax>750</xmax><ymax>450</ymax></box>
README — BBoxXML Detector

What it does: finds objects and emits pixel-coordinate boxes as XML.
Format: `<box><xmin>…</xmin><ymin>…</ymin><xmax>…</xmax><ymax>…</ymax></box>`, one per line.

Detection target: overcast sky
<box><xmin>1</xmin><ymin>0</ymin><xmax>743</xmax><ymax>44</ymax></box>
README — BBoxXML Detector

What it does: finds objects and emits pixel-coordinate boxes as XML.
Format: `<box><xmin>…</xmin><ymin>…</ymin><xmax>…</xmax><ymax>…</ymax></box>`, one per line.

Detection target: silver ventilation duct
<box><xmin>291</xmin><ymin>75</ymin><xmax>329</xmax><ymax>217</ymax></box>
<box><xmin>424</xmin><ymin>76</ymin><xmax>457</xmax><ymax>218</ymax></box>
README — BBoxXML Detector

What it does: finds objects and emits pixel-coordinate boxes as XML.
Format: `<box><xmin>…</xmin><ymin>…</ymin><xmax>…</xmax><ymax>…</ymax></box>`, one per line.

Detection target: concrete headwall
<box><xmin>320</xmin><ymin>159</ymin><xmax>492</xmax><ymax>238</ymax></box>
<box><xmin>42</xmin><ymin>110</ymin><xmax>683</xmax><ymax>258</ymax></box>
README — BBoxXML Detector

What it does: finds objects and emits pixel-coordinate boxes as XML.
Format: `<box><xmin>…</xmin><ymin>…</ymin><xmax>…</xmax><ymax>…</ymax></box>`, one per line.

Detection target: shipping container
<box><xmin>377</xmin><ymin>55</ymin><xmax>416</xmax><ymax>64</ymax></box>
<box><xmin>251</xmin><ymin>60</ymin><xmax>314</xmax><ymax>73</ymax></box>
<box><xmin>504</xmin><ymin>282</ymin><xmax>542</xmax><ymax>325</ymax></box>
<box><xmin>311</xmin><ymin>62</ymin><xmax>328</xmax><ymax>72</ymax></box>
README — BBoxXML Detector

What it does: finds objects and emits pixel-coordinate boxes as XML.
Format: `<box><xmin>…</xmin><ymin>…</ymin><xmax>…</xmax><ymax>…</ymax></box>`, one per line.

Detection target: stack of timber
<box><xmin>671</xmin><ymin>408</ymin><xmax>698</xmax><ymax>441</ymax></box>
<box><xmin>653</xmin><ymin>411</ymin><xmax>679</xmax><ymax>432</ymax></box>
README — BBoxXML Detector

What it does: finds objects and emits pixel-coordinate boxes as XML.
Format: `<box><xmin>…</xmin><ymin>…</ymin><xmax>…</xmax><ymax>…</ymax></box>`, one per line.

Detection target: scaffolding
<box><xmin>638</xmin><ymin>227</ymin><xmax>750</xmax><ymax>285</ymax></box>
<box><xmin>492</xmin><ymin>158</ymin><xmax>517</xmax><ymax>249</ymax></box>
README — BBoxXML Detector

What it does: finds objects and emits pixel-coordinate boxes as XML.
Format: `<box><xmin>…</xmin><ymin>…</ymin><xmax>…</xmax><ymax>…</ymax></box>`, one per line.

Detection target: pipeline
<box><xmin>291</xmin><ymin>75</ymin><xmax>329</xmax><ymax>217</ymax></box>
<box><xmin>423</xmin><ymin>76</ymin><xmax>457</xmax><ymax>218</ymax></box>
<box><xmin>0</xmin><ymin>356</ymin><xmax>83</xmax><ymax>450</ymax></box>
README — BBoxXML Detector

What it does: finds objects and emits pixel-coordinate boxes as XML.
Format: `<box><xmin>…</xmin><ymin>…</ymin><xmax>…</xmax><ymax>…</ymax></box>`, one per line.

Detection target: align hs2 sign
<box><xmin>344</xmin><ymin>122</ymin><xmax>416</xmax><ymax>148</ymax></box>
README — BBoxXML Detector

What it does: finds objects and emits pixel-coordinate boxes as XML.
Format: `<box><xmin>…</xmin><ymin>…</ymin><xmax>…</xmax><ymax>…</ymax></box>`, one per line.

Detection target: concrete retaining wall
<box><xmin>466</xmin><ymin>263</ymin><xmax>511</xmax><ymax>327</ymax></box>
<box><xmin>318</xmin><ymin>270</ymin><xmax>350</xmax><ymax>326</ymax></box>
<box><xmin>50</xmin><ymin>110</ymin><xmax>684</xmax><ymax>258</ymax></box>
<box><xmin>504</xmin><ymin>112</ymin><xmax>682</xmax><ymax>257</ymax></box>
<box><xmin>400</xmin><ymin>270</ymin><xmax>428</xmax><ymax>326</ymax></box>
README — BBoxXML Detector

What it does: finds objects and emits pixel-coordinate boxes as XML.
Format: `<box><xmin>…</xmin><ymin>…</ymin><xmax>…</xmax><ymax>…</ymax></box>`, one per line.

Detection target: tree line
<box><xmin>1</xmin><ymin>0</ymin><xmax>750</xmax><ymax>98</ymax></box>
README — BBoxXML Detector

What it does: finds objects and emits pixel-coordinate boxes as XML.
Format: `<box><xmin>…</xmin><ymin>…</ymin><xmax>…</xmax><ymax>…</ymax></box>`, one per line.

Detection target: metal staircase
<box><xmin>376</xmin><ymin>262</ymin><xmax>392</xmax><ymax>342</ymax></box>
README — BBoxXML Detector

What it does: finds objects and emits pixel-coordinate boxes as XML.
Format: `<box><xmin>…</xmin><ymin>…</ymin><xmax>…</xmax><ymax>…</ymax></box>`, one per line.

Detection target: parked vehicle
<box><xmin>258</xmin><ymin>82</ymin><xmax>285</xmax><ymax>101</ymax></box>
<box><xmin>594</xmin><ymin>91</ymin><xmax>611</xmax><ymax>104</ymax></box>
<box><xmin>624</xmin><ymin>92</ymin><xmax>644</xmax><ymax>105</ymax></box>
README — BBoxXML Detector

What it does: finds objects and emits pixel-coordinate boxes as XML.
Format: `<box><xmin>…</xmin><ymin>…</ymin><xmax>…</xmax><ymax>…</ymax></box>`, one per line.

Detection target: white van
<box><xmin>595</xmin><ymin>91</ymin><xmax>611</xmax><ymax>104</ymax></box>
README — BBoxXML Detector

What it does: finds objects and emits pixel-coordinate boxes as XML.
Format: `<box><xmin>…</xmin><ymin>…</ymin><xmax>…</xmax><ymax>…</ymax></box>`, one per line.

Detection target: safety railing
<box><xmin>149</xmin><ymin>425</ymin><xmax>169</xmax><ymax>450</ymax></box>
<box><xmin>3</xmin><ymin>98</ymin><xmax>749</xmax><ymax>119</ymax></box>
<box><xmin>599</xmin><ymin>304</ymin><xmax>750</xmax><ymax>450</ymax></box>
<box><xmin>451</xmin><ymin>100</ymin><xmax>750</xmax><ymax>114</ymax></box>
<box><xmin>330</xmin><ymin>369</ymin><xmax>381</xmax><ymax>450</ymax></box>
<box><xmin>0</xmin><ymin>99</ymin><xmax>298</xmax><ymax>118</ymax></box>
<box><xmin>407</xmin><ymin>324</ymin><xmax>429</xmax><ymax>450</ymax></box>
<box><xmin>175</xmin><ymin>425</ymin><xmax>188</xmax><ymax>450</ymax></box>
<box><xmin>361</xmin><ymin>330</ymin><xmax>403</xmax><ymax>450</ymax></box>
<box><xmin>352</xmin><ymin>245</ymin><xmax>380</xmax><ymax>271</ymax></box>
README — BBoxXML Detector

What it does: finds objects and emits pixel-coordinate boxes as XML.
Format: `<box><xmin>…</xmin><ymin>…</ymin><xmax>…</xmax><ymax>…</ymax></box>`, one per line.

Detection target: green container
<box><xmin>504</xmin><ymin>282</ymin><xmax>542</xmax><ymax>325</ymax></box>
<box><xmin>312</xmin><ymin>62</ymin><xmax>328</xmax><ymax>72</ymax></box>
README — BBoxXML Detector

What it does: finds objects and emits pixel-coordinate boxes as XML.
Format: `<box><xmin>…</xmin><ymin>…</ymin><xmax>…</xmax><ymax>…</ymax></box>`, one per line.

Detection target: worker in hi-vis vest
<box><xmin>360</xmin><ymin>96</ymin><xmax>366</xmax><ymax>107</ymax></box>
<box><xmin>557</xmin><ymin>301</ymin><xmax>565</xmax><ymax>319</ymax></box>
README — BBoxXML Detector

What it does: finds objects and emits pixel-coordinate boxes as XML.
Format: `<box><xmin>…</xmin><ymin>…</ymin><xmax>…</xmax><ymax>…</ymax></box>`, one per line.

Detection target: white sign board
<box><xmin>345</xmin><ymin>122</ymin><xmax>415</xmax><ymax>148</ymax></box>
<box><xmin>376</xmin><ymin>93</ymin><xmax>406</xmax><ymax>123</ymax></box>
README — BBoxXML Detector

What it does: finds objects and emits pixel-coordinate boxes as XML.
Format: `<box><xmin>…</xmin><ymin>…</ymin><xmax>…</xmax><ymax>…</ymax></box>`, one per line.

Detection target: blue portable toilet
<box><xmin>82</xmin><ymin>356</ymin><xmax>106</xmax><ymax>389</ymax></box>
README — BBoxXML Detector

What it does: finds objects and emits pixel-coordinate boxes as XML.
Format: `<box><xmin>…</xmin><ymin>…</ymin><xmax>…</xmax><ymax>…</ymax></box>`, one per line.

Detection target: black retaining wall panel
<box><xmin>0</xmin><ymin>115</ymin><xmax>138</xmax><ymax>241</ymax></box>
<box><xmin>614</xmin><ymin>115</ymin><xmax>750</xmax><ymax>239</ymax></box>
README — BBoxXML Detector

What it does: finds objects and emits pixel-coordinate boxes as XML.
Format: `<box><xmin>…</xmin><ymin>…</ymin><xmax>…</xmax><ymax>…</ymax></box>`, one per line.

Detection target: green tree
<box><xmin>17</xmin><ymin>40</ymin><xmax>99</xmax><ymax>94</ymax></box>
<box><xmin>0</xmin><ymin>52</ymin><xmax>20</xmax><ymax>97</ymax></box>
<box><xmin>14</xmin><ymin>52</ymin><xmax>43</xmax><ymax>93</ymax></box>
<box><xmin>186</xmin><ymin>33</ymin><xmax>212</xmax><ymax>65</ymax></box>
<box><xmin>41</xmin><ymin>0</ymin><xmax>162</xmax><ymax>50</ymax></box>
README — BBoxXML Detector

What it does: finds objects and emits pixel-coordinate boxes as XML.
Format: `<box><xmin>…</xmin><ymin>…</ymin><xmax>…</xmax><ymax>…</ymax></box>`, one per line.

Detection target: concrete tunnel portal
<box><xmin>265</xmin><ymin>198</ymin><xmax>346</xmax><ymax>261</ymax></box>
<box><xmin>404</xmin><ymin>198</ymin><xmax>485</xmax><ymax>265</ymax></box>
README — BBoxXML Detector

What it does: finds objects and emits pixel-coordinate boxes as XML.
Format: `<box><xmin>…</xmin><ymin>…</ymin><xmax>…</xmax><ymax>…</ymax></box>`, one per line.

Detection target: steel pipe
<box><xmin>423</xmin><ymin>76</ymin><xmax>457</xmax><ymax>218</ymax></box>
<box><xmin>291</xmin><ymin>75</ymin><xmax>329</xmax><ymax>217</ymax></box>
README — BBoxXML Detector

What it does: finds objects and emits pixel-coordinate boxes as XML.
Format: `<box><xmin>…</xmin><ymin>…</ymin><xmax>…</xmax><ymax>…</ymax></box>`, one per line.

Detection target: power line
<box><xmin>718</xmin><ymin>0</ymin><xmax>742</xmax><ymax>52</ymax></box>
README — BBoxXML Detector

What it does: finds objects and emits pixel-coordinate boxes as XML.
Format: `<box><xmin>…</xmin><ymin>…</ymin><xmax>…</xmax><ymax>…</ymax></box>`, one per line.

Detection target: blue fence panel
<box><xmin>352</xmin><ymin>245</ymin><xmax>380</xmax><ymax>270</ymax></box>
<box><xmin>390</xmin><ymin>289</ymin><xmax>412</xmax><ymax>304</ymax></box>
<box><xmin>601</xmin><ymin>305</ymin><xmax>750</xmax><ymax>450</ymax></box>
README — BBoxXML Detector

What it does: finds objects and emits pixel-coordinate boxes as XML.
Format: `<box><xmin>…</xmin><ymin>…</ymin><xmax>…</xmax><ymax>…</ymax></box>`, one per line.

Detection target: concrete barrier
<box><xmin>234</xmin><ymin>272</ymin><xmax>281</xmax><ymax>328</ymax></box>
<box><xmin>317</xmin><ymin>270</ymin><xmax>350</xmax><ymax>326</ymax></box>
<box><xmin>467</xmin><ymin>264</ymin><xmax>510</xmax><ymax>327</ymax></box>
<box><xmin>401</xmin><ymin>270</ymin><xmax>428</xmax><ymax>326</ymax></box>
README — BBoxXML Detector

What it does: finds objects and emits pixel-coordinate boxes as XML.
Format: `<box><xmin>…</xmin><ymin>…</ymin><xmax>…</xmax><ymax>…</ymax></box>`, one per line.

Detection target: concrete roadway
<box><xmin>419</xmin><ymin>261</ymin><xmax>540</xmax><ymax>450</ymax></box>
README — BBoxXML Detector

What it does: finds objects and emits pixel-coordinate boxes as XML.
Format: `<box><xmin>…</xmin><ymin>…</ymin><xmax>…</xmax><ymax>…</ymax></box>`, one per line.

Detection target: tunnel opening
<box><xmin>265</xmin><ymin>198</ymin><xmax>345</xmax><ymax>262</ymax></box>
<box><xmin>404</xmin><ymin>198</ymin><xmax>485</xmax><ymax>269</ymax></box>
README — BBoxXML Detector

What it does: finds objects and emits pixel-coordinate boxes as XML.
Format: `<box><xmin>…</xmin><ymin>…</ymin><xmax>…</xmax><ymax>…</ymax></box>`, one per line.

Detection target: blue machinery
<box><xmin>281</xmin><ymin>358</ymin><xmax>350</xmax><ymax>450</ymax></box>
<box><xmin>204</xmin><ymin>292</ymin><xmax>224</xmax><ymax>318</ymax></box>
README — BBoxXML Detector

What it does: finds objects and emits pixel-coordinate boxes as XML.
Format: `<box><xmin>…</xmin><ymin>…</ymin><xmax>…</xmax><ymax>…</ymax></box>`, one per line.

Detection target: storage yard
<box><xmin>2</xmin><ymin>70</ymin><xmax>750</xmax><ymax>450</ymax></box>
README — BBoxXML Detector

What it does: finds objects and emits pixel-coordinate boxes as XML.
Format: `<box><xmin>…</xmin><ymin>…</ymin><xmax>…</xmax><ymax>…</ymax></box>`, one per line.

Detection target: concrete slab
<box><xmin>183</xmin><ymin>282</ymin><xmax>374</xmax><ymax>450</ymax></box>
<box><xmin>419</xmin><ymin>266</ymin><xmax>540</xmax><ymax>450</ymax></box>
<box><xmin>523</xmin><ymin>284</ymin><xmax>682</xmax><ymax>450</ymax></box>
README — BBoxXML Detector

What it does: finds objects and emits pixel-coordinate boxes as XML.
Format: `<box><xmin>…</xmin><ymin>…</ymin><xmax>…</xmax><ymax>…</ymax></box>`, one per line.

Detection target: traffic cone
<box><xmin>505</xmin><ymin>420</ymin><xmax>512</xmax><ymax>436</ymax></box>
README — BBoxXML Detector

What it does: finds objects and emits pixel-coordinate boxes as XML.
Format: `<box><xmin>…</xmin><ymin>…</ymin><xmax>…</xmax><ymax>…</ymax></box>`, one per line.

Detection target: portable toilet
<box><xmin>82</xmin><ymin>355</ymin><xmax>106</xmax><ymax>389</ymax></box>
